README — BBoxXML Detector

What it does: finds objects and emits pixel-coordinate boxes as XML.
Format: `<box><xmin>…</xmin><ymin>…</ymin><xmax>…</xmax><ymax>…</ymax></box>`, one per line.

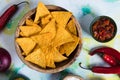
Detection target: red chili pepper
<box><xmin>92</xmin><ymin>66</ymin><xmax>120</xmax><ymax>74</ymax></box>
<box><xmin>99</xmin><ymin>54</ymin><xmax>118</xmax><ymax>66</ymax></box>
<box><xmin>0</xmin><ymin>1</ymin><xmax>29</xmax><ymax>30</ymax></box>
<box><xmin>90</xmin><ymin>47</ymin><xmax>120</xmax><ymax>65</ymax></box>
<box><xmin>79</xmin><ymin>63</ymin><xmax>120</xmax><ymax>74</ymax></box>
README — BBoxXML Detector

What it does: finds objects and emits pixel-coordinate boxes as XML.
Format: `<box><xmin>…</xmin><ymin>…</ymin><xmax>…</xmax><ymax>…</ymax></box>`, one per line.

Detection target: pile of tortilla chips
<box><xmin>16</xmin><ymin>2</ymin><xmax>81</xmax><ymax>69</ymax></box>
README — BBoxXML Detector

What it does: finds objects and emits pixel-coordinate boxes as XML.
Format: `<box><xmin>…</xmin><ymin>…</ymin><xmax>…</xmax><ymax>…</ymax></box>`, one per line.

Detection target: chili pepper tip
<box><xmin>16</xmin><ymin>1</ymin><xmax>29</xmax><ymax>6</ymax></box>
<box><xmin>79</xmin><ymin>63</ymin><xmax>90</xmax><ymax>70</ymax></box>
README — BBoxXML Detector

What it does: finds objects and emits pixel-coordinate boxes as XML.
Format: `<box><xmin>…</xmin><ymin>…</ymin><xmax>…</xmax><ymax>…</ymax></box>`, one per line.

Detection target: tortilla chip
<box><xmin>26</xmin><ymin>19</ymin><xmax>34</xmax><ymax>26</ymax></box>
<box><xmin>19</xmin><ymin>31</ymin><xmax>24</xmax><ymax>36</ymax></box>
<box><xmin>31</xmin><ymin>33</ymin><xmax>53</xmax><ymax>47</ymax></box>
<box><xmin>34</xmin><ymin>2</ymin><xmax>50</xmax><ymax>23</ymax></box>
<box><xmin>66</xmin><ymin>18</ymin><xmax>77</xmax><ymax>35</ymax></box>
<box><xmin>26</xmin><ymin>19</ymin><xmax>42</xmax><ymax>29</ymax></box>
<box><xmin>52</xmin><ymin>48</ymin><xmax>67</xmax><ymax>62</ymax></box>
<box><xmin>25</xmin><ymin>49</ymin><xmax>46</xmax><ymax>68</ymax></box>
<box><xmin>41</xmin><ymin>14</ymin><xmax>52</xmax><ymax>27</ymax></box>
<box><xmin>16</xmin><ymin>38</ymin><xmax>36</xmax><ymax>55</ymax></box>
<box><xmin>21</xmin><ymin>52</ymin><xmax>26</xmax><ymax>56</ymax></box>
<box><xmin>53</xmin><ymin>27</ymin><xmax>74</xmax><ymax>47</ymax></box>
<box><xmin>19</xmin><ymin>26</ymin><xmax>41</xmax><ymax>37</ymax></box>
<box><xmin>51</xmin><ymin>11</ymin><xmax>72</xmax><ymax>28</ymax></box>
<box><xmin>40</xmin><ymin>19</ymin><xmax>56</xmax><ymax>39</ymax></box>
<box><xmin>46</xmin><ymin>51</ymin><xmax>56</xmax><ymax>68</ymax></box>
<box><xmin>33</xmin><ymin>44</ymin><xmax>40</xmax><ymax>51</ymax></box>
<box><xmin>59</xmin><ymin>35</ymin><xmax>80</xmax><ymax>56</ymax></box>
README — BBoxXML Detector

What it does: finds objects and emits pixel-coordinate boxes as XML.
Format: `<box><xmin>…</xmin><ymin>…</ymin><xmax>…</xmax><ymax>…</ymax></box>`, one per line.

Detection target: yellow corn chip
<box><xmin>19</xmin><ymin>31</ymin><xmax>24</xmax><ymax>36</ymax></box>
<box><xmin>26</xmin><ymin>19</ymin><xmax>34</xmax><ymax>26</ymax></box>
<box><xmin>21</xmin><ymin>52</ymin><xmax>26</xmax><ymax>56</ymax></box>
<box><xmin>52</xmin><ymin>48</ymin><xmax>67</xmax><ymax>62</ymax></box>
<box><xmin>56</xmin><ymin>46</ymin><xmax>60</xmax><ymax>51</ymax></box>
<box><xmin>26</xmin><ymin>19</ymin><xmax>42</xmax><ymax>29</ymax></box>
<box><xmin>31</xmin><ymin>33</ymin><xmax>52</xmax><ymax>47</ymax></box>
<box><xmin>66</xmin><ymin>18</ymin><xmax>77</xmax><ymax>35</ymax></box>
<box><xmin>40</xmin><ymin>19</ymin><xmax>56</xmax><ymax>39</ymax></box>
<box><xmin>51</xmin><ymin>11</ymin><xmax>72</xmax><ymax>28</ymax></box>
<box><xmin>33</xmin><ymin>44</ymin><xmax>40</xmax><ymax>51</ymax></box>
<box><xmin>39</xmin><ymin>45</ymin><xmax>56</xmax><ymax>68</ymax></box>
<box><xmin>59</xmin><ymin>35</ymin><xmax>80</xmax><ymax>56</ymax></box>
<box><xmin>19</xmin><ymin>26</ymin><xmax>41</xmax><ymax>37</ymax></box>
<box><xmin>41</xmin><ymin>14</ymin><xmax>52</xmax><ymax>27</ymax></box>
<box><xmin>25</xmin><ymin>49</ymin><xmax>46</xmax><ymax>68</ymax></box>
<box><xmin>46</xmin><ymin>51</ymin><xmax>55</xmax><ymax>68</ymax></box>
<box><xmin>34</xmin><ymin>2</ymin><xmax>50</xmax><ymax>23</ymax></box>
<box><xmin>53</xmin><ymin>27</ymin><xmax>74</xmax><ymax>47</ymax></box>
<box><xmin>16</xmin><ymin>38</ymin><xmax>36</xmax><ymax>55</ymax></box>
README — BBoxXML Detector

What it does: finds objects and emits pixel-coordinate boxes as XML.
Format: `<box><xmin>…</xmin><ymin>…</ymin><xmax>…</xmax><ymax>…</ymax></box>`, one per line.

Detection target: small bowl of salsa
<box><xmin>90</xmin><ymin>16</ymin><xmax>117</xmax><ymax>42</ymax></box>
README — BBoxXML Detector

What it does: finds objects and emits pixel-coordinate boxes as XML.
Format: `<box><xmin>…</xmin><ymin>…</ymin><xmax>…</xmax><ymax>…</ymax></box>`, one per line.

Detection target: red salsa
<box><xmin>91</xmin><ymin>16</ymin><xmax>116</xmax><ymax>42</ymax></box>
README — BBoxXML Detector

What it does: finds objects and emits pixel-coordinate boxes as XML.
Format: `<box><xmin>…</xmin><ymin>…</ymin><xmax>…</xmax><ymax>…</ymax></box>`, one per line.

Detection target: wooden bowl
<box><xmin>15</xmin><ymin>5</ymin><xmax>82</xmax><ymax>73</ymax></box>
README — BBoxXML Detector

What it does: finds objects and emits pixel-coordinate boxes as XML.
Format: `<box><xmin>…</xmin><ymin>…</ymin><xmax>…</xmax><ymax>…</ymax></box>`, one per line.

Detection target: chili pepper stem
<box><xmin>16</xmin><ymin>1</ymin><xmax>29</xmax><ymax>6</ymax></box>
<box><xmin>79</xmin><ymin>63</ymin><xmax>91</xmax><ymax>70</ymax></box>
